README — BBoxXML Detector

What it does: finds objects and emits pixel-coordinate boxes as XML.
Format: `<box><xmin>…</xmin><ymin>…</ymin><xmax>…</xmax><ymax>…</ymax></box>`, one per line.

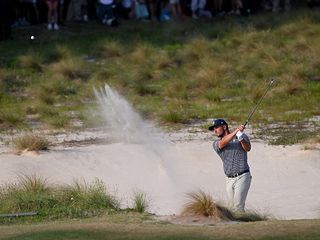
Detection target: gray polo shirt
<box><xmin>213</xmin><ymin>134</ymin><xmax>250</xmax><ymax>177</ymax></box>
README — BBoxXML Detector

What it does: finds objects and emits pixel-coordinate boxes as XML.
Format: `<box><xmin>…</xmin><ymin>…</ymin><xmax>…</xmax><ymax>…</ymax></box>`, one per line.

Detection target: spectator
<box><xmin>119</xmin><ymin>0</ymin><xmax>134</xmax><ymax>19</ymax></box>
<box><xmin>135</xmin><ymin>0</ymin><xmax>149</xmax><ymax>19</ymax></box>
<box><xmin>213</xmin><ymin>0</ymin><xmax>224</xmax><ymax>16</ymax></box>
<box><xmin>191</xmin><ymin>0</ymin><xmax>207</xmax><ymax>18</ymax></box>
<box><xmin>272</xmin><ymin>0</ymin><xmax>290</xmax><ymax>12</ymax></box>
<box><xmin>170</xmin><ymin>0</ymin><xmax>183</xmax><ymax>20</ymax></box>
<box><xmin>97</xmin><ymin>0</ymin><xmax>118</xmax><ymax>26</ymax></box>
<box><xmin>21</xmin><ymin>0</ymin><xmax>39</xmax><ymax>25</ymax></box>
<box><xmin>231</xmin><ymin>0</ymin><xmax>243</xmax><ymax>15</ymax></box>
<box><xmin>67</xmin><ymin>0</ymin><xmax>88</xmax><ymax>21</ymax></box>
<box><xmin>46</xmin><ymin>0</ymin><xmax>59</xmax><ymax>30</ymax></box>
<box><xmin>146</xmin><ymin>0</ymin><xmax>161</xmax><ymax>21</ymax></box>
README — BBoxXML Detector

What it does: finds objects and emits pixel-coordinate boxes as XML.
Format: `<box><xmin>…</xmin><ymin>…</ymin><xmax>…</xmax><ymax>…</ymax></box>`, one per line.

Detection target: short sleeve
<box><xmin>212</xmin><ymin>140</ymin><xmax>220</xmax><ymax>153</ymax></box>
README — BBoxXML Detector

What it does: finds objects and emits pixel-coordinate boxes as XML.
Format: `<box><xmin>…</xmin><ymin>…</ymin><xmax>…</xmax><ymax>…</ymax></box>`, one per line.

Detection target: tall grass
<box><xmin>18</xmin><ymin>53</ymin><xmax>43</xmax><ymax>72</ymax></box>
<box><xmin>0</xmin><ymin>176</ymin><xmax>120</xmax><ymax>223</ymax></box>
<box><xmin>132</xmin><ymin>190</ymin><xmax>149</xmax><ymax>213</ymax></box>
<box><xmin>13</xmin><ymin>133</ymin><xmax>50</xmax><ymax>152</ymax></box>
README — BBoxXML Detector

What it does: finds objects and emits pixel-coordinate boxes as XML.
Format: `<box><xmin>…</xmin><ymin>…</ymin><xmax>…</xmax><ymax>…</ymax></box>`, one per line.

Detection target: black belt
<box><xmin>227</xmin><ymin>170</ymin><xmax>249</xmax><ymax>178</ymax></box>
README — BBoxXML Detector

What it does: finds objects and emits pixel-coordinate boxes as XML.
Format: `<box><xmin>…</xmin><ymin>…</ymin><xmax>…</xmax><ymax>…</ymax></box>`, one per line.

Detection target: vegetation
<box><xmin>182</xmin><ymin>190</ymin><xmax>266</xmax><ymax>222</ymax></box>
<box><xmin>132</xmin><ymin>190</ymin><xmax>149</xmax><ymax>213</ymax></box>
<box><xmin>0</xmin><ymin>217</ymin><xmax>320</xmax><ymax>240</ymax></box>
<box><xmin>13</xmin><ymin>133</ymin><xmax>50</xmax><ymax>152</ymax></box>
<box><xmin>1</xmin><ymin>8</ymin><xmax>320</xmax><ymax>144</ymax></box>
<box><xmin>0</xmin><ymin>175</ymin><xmax>120</xmax><ymax>223</ymax></box>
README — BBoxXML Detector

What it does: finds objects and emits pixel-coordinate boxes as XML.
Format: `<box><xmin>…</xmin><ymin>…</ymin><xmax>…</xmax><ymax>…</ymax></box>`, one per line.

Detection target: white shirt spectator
<box><xmin>100</xmin><ymin>0</ymin><xmax>113</xmax><ymax>5</ymax></box>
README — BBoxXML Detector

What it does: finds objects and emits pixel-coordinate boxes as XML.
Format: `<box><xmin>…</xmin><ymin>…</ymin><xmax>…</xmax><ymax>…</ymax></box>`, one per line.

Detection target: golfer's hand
<box><xmin>236</xmin><ymin>125</ymin><xmax>243</xmax><ymax>140</ymax></box>
<box><xmin>237</xmin><ymin>125</ymin><xmax>245</xmax><ymax>132</ymax></box>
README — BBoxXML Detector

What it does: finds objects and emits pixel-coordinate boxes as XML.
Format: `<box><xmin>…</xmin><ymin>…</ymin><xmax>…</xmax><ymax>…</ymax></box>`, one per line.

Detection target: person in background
<box><xmin>46</xmin><ymin>0</ymin><xmax>59</xmax><ymax>30</ymax></box>
<box><xmin>67</xmin><ymin>0</ymin><xmax>88</xmax><ymax>21</ymax></box>
<box><xmin>21</xmin><ymin>0</ymin><xmax>39</xmax><ymax>25</ymax></box>
<box><xmin>170</xmin><ymin>0</ymin><xmax>182</xmax><ymax>20</ymax></box>
<box><xmin>271</xmin><ymin>0</ymin><xmax>290</xmax><ymax>12</ymax></box>
<box><xmin>119</xmin><ymin>0</ymin><xmax>134</xmax><ymax>19</ymax></box>
<box><xmin>97</xmin><ymin>0</ymin><xmax>118</xmax><ymax>26</ymax></box>
<box><xmin>213</xmin><ymin>0</ymin><xmax>224</xmax><ymax>16</ymax></box>
<box><xmin>191</xmin><ymin>0</ymin><xmax>207</xmax><ymax>18</ymax></box>
<box><xmin>230</xmin><ymin>0</ymin><xmax>242</xmax><ymax>14</ymax></box>
<box><xmin>209</xmin><ymin>119</ymin><xmax>252</xmax><ymax>213</ymax></box>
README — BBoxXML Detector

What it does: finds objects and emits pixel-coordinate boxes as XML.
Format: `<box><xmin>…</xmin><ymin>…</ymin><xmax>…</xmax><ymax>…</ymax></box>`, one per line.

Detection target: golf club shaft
<box><xmin>244</xmin><ymin>78</ymin><xmax>275</xmax><ymax>127</ymax></box>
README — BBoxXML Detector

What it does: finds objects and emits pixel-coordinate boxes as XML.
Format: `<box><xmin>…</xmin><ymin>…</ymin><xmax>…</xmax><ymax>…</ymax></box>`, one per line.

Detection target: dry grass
<box><xmin>99</xmin><ymin>40</ymin><xmax>124</xmax><ymax>59</ymax></box>
<box><xmin>18</xmin><ymin>53</ymin><xmax>43</xmax><ymax>72</ymax></box>
<box><xmin>49</xmin><ymin>58</ymin><xmax>89</xmax><ymax>80</ymax></box>
<box><xmin>13</xmin><ymin>133</ymin><xmax>50</xmax><ymax>152</ymax></box>
<box><xmin>181</xmin><ymin>190</ymin><xmax>267</xmax><ymax>223</ymax></box>
<box><xmin>181</xmin><ymin>190</ymin><xmax>233</xmax><ymax>221</ymax></box>
<box><xmin>180</xmin><ymin>37</ymin><xmax>212</xmax><ymax>62</ymax></box>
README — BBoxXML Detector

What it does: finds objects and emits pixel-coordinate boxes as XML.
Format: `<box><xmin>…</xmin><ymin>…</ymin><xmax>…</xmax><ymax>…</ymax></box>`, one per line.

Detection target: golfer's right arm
<box><xmin>218</xmin><ymin>129</ymin><xmax>238</xmax><ymax>149</ymax></box>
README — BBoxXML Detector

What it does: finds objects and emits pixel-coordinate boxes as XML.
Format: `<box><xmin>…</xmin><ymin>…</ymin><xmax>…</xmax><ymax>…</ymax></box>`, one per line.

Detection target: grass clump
<box><xmin>0</xmin><ymin>109</ymin><xmax>24</xmax><ymax>129</ymax></box>
<box><xmin>57</xmin><ymin>179</ymin><xmax>120</xmax><ymax>218</ymax></box>
<box><xmin>181</xmin><ymin>190</ymin><xmax>266</xmax><ymax>222</ymax></box>
<box><xmin>18</xmin><ymin>53</ymin><xmax>43</xmax><ymax>72</ymax></box>
<box><xmin>13</xmin><ymin>133</ymin><xmax>50</xmax><ymax>152</ymax></box>
<box><xmin>0</xmin><ymin>176</ymin><xmax>120</xmax><ymax>223</ymax></box>
<box><xmin>181</xmin><ymin>190</ymin><xmax>233</xmax><ymax>220</ymax></box>
<box><xmin>132</xmin><ymin>190</ymin><xmax>149</xmax><ymax>213</ymax></box>
<box><xmin>0</xmin><ymin>175</ymin><xmax>53</xmax><ymax>216</ymax></box>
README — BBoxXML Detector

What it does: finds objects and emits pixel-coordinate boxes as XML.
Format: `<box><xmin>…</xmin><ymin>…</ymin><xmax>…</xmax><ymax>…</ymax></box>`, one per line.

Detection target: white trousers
<box><xmin>226</xmin><ymin>172</ymin><xmax>251</xmax><ymax>212</ymax></box>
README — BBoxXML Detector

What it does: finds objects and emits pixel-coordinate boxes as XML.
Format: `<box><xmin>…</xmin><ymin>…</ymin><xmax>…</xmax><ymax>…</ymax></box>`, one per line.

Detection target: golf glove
<box><xmin>236</xmin><ymin>131</ymin><xmax>244</xmax><ymax>141</ymax></box>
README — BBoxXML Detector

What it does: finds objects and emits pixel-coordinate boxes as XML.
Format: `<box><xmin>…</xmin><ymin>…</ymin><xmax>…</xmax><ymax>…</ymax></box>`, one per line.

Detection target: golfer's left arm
<box><xmin>239</xmin><ymin>138</ymin><xmax>251</xmax><ymax>152</ymax></box>
<box><xmin>237</xmin><ymin>125</ymin><xmax>251</xmax><ymax>152</ymax></box>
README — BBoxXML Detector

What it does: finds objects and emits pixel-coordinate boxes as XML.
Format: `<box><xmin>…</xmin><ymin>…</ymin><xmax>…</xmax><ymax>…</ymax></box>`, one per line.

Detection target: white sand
<box><xmin>0</xmin><ymin>139</ymin><xmax>319</xmax><ymax>220</ymax></box>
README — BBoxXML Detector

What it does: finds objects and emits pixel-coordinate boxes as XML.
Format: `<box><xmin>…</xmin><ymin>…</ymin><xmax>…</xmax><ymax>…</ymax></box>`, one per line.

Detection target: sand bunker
<box><xmin>0</xmin><ymin>139</ymin><xmax>319</xmax><ymax>220</ymax></box>
<box><xmin>0</xmin><ymin>85</ymin><xmax>319</xmax><ymax>220</ymax></box>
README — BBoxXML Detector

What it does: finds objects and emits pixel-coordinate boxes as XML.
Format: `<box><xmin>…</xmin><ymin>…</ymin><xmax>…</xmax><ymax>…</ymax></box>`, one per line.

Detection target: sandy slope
<box><xmin>0</xmin><ymin>137</ymin><xmax>319</xmax><ymax>220</ymax></box>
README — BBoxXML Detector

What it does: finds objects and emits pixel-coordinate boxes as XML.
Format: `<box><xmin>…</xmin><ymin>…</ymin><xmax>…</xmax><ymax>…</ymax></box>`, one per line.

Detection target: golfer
<box><xmin>209</xmin><ymin>118</ymin><xmax>252</xmax><ymax>212</ymax></box>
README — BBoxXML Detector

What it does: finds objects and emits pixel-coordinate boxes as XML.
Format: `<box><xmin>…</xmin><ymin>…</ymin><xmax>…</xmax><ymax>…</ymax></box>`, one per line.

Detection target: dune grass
<box><xmin>181</xmin><ymin>190</ymin><xmax>267</xmax><ymax>222</ymax></box>
<box><xmin>0</xmin><ymin>8</ymin><xmax>319</xmax><ymax>144</ymax></box>
<box><xmin>131</xmin><ymin>190</ymin><xmax>150</xmax><ymax>213</ymax></box>
<box><xmin>13</xmin><ymin>133</ymin><xmax>50</xmax><ymax>152</ymax></box>
<box><xmin>0</xmin><ymin>176</ymin><xmax>120</xmax><ymax>223</ymax></box>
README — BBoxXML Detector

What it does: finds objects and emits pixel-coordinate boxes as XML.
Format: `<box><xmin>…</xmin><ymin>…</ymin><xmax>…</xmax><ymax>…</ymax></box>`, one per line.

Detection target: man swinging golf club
<box><xmin>209</xmin><ymin>119</ymin><xmax>251</xmax><ymax>213</ymax></box>
<box><xmin>209</xmin><ymin>79</ymin><xmax>275</xmax><ymax>212</ymax></box>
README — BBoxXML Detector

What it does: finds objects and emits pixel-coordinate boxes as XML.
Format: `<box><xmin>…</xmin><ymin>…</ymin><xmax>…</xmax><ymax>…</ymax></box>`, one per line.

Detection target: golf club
<box><xmin>244</xmin><ymin>78</ymin><xmax>276</xmax><ymax>127</ymax></box>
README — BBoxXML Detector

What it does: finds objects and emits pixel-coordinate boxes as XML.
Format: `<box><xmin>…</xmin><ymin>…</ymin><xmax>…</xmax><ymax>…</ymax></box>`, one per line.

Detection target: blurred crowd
<box><xmin>0</xmin><ymin>0</ymin><xmax>319</xmax><ymax>41</ymax></box>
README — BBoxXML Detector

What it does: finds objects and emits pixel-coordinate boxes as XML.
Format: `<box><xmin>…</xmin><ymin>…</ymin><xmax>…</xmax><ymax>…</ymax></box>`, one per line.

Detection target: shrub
<box><xmin>13</xmin><ymin>133</ymin><xmax>50</xmax><ymax>152</ymax></box>
<box><xmin>181</xmin><ymin>190</ymin><xmax>267</xmax><ymax>222</ymax></box>
<box><xmin>0</xmin><ymin>110</ymin><xmax>24</xmax><ymax>128</ymax></box>
<box><xmin>181</xmin><ymin>190</ymin><xmax>233</xmax><ymax>220</ymax></box>
<box><xmin>0</xmin><ymin>177</ymin><xmax>120</xmax><ymax>222</ymax></box>
<box><xmin>18</xmin><ymin>53</ymin><xmax>43</xmax><ymax>72</ymax></box>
